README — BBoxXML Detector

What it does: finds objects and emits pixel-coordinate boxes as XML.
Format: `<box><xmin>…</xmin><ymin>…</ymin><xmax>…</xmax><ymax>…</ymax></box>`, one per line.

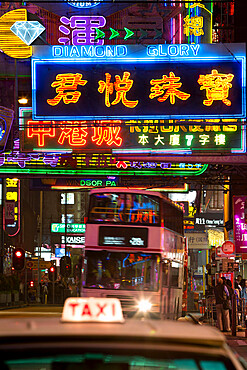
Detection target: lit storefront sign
<box><xmin>0</xmin><ymin>9</ymin><xmax>46</xmax><ymax>59</ymax></box>
<box><xmin>4</xmin><ymin>178</ymin><xmax>20</xmax><ymax>236</ymax></box>
<box><xmin>233</xmin><ymin>195</ymin><xmax>247</xmax><ymax>253</ymax></box>
<box><xmin>31</xmin><ymin>44</ymin><xmax>246</xmax><ymax>120</ymax></box>
<box><xmin>30</xmin><ymin>178</ymin><xmax>188</xmax><ymax>192</ymax></box>
<box><xmin>61</xmin><ymin>235</ymin><xmax>85</xmax><ymax>244</ymax></box>
<box><xmin>20</xmin><ymin>109</ymin><xmax>245</xmax><ymax>154</ymax></box>
<box><xmin>51</xmin><ymin>223</ymin><xmax>86</xmax><ymax>233</ymax></box>
<box><xmin>194</xmin><ymin>213</ymin><xmax>224</xmax><ymax>230</ymax></box>
<box><xmin>55</xmin><ymin>177</ymin><xmax>118</xmax><ymax>189</ymax></box>
<box><xmin>0</xmin><ymin>139</ymin><xmax>207</xmax><ymax>177</ymax></box>
<box><xmin>66</xmin><ymin>0</ymin><xmax>101</xmax><ymax>9</ymax></box>
<box><xmin>183</xmin><ymin>2</ymin><xmax>213</xmax><ymax>43</ymax></box>
<box><xmin>0</xmin><ymin>106</ymin><xmax>14</xmax><ymax>153</ymax></box>
<box><xmin>99</xmin><ymin>226</ymin><xmax>148</xmax><ymax>248</ymax></box>
<box><xmin>186</xmin><ymin>232</ymin><xmax>209</xmax><ymax>249</ymax></box>
<box><xmin>58</xmin><ymin>16</ymin><xmax>106</xmax><ymax>46</ymax></box>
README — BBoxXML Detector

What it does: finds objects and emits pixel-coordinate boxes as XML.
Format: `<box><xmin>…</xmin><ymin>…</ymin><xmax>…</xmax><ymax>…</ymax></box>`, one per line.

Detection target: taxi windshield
<box><xmin>84</xmin><ymin>251</ymin><xmax>160</xmax><ymax>291</ymax></box>
<box><xmin>5</xmin><ymin>353</ymin><xmax>235</xmax><ymax>370</ymax></box>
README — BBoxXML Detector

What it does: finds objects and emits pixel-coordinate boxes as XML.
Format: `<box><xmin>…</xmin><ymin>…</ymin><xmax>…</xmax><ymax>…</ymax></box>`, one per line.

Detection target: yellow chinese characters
<box><xmin>47</xmin><ymin>73</ymin><xmax>88</xmax><ymax>106</ymax></box>
<box><xmin>198</xmin><ymin>69</ymin><xmax>234</xmax><ymax>107</ymax></box>
<box><xmin>149</xmin><ymin>72</ymin><xmax>190</xmax><ymax>104</ymax></box>
<box><xmin>183</xmin><ymin>15</ymin><xmax>204</xmax><ymax>37</ymax></box>
<box><xmin>98</xmin><ymin>71</ymin><xmax>138</xmax><ymax>108</ymax></box>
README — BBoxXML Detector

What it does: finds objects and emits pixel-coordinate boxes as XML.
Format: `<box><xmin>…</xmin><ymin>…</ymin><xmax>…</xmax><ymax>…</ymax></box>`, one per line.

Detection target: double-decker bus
<box><xmin>81</xmin><ymin>188</ymin><xmax>185</xmax><ymax>318</ymax></box>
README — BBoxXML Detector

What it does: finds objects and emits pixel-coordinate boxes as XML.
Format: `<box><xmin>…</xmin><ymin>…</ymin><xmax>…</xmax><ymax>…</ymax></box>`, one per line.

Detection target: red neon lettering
<box><xmin>96</xmin><ymin>303</ymin><xmax>107</xmax><ymax>316</ymax></box>
<box><xmin>82</xmin><ymin>303</ymin><xmax>92</xmax><ymax>316</ymax></box>
<box><xmin>92</xmin><ymin>127</ymin><xmax>123</xmax><ymax>147</ymax></box>
<box><xmin>58</xmin><ymin>126</ymin><xmax>88</xmax><ymax>146</ymax></box>
<box><xmin>116</xmin><ymin>161</ymin><xmax>128</xmax><ymax>169</ymax></box>
<box><xmin>69</xmin><ymin>302</ymin><xmax>79</xmax><ymax>315</ymax></box>
<box><xmin>27</xmin><ymin>121</ymin><xmax>56</xmax><ymax>147</ymax></box>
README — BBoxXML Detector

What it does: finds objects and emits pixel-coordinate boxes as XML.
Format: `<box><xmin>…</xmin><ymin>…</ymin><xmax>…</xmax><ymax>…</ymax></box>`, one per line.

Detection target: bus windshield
<box><xmin>88</xmin><ymin>193</ymin><xmax>160</xmax><ymax>225</ymax></box>
<box><xmin>84</xmin><ymin>251</ymin><xmax>160</xmax><ymax>291</ymax></box>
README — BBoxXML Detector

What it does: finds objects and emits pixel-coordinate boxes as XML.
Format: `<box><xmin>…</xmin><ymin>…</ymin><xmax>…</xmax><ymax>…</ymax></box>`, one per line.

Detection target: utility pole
<box><xmin>65</xmin><ymin>191</ymin><xmax>67</xmax><ymax>257</ymax></box>
<box><xmin>37</xmin><ymin>191</ymin><xmax>43</xmax><ymax>303</ymax></box>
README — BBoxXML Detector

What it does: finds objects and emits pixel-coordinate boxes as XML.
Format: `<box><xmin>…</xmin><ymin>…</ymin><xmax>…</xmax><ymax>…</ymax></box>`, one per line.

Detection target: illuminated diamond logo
<box><xmin>66</xmin><ymin>0</ymin><xmax>101</xmax><ymax>9</ymax></box>
<box><xmin>10</xmin><ymin>21</ymin><xmax>45</xmax><ymax>46</ymax></box>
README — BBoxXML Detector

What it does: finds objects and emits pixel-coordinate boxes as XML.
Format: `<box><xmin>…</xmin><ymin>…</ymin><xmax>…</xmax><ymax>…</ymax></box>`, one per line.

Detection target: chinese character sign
<box><xmin>4</xmin><ymin>178</ymin><xmax>20</xmax><ymax>236</ymax></box>
<box><xmin>32</xmin><ymin>44</ymin><xmax>245</xmax><ymax>121</ymax></box>
<box><xmin>183</xmin><ymin>3</ymin><xmax>212</xmax><ymax>43</ymax></box>
<box><xmin>20</xmin><ymin>110</ymin><xmax>245</xmax><ymax>154</ymax></box>
<box><xmin>58</xmin><ymin>16</ymin><xmax>106</xmax><ymax>46</ymax></box>
<box><xmin>233</xmin><ymin>196</ymin><xmax>247</xmax><ymax>253</ymax></box>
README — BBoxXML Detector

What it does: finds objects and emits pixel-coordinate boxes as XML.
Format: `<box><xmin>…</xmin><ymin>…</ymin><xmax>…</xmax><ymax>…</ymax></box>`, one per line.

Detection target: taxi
<box><xmin>0</xmin><ymin>297</ymin><xmax>245</xmax><ymax>370</ymax></box>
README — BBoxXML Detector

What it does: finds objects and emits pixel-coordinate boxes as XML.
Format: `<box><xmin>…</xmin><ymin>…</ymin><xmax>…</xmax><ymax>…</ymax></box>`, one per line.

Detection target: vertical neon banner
<box><xmin>3</xmin><ymin>178</ymin><xmax>21</xmax><ymax>237</ymax></box>
<box><xmin>184</xmin><ymin>0</ymin><xmax>213</xmax><ymax>44</ymax></box>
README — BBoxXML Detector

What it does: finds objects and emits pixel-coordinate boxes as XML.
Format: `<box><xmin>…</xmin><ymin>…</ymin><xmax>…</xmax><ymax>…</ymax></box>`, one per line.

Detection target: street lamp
<box><xmin>18</xmin><ymin>97</ymin><xmax>28</xmax><ymax>105</ymax></box>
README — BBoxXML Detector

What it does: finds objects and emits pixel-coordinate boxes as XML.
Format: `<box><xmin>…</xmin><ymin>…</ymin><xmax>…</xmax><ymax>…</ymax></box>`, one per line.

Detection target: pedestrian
<box><xmin>214</xmin><ymin>277</ymin><xmax>231</xmax><ymax>332</ymax></box>
<box><xmin>19</xmin><ymin>280</ymin><xmax>24</xmax><ymax>301</ymax></box>
<box><xmin>241</xmin><ymin>280</ymin><xmax>247</xmax><ymax>321</ymax></box>
<box><xmin>43</xmin><ymin>284</ymin><xmax>48</xmax><ymax>304</ymax></box>
<box><xmin>234</xmin><ymin>282</ymin><xmax>242</xmax><ymax>326</ymax></box>
<box><xmin>226</xmin><ymin>279</ymin><xmax>234</xmax><ymax>325</ymax></box>
<box><xmin>241</xmin><ymin>280</ymin><xmax>247</xmax><ymax>301</ymax></box>
<box><xmin>236</xmin><ymin>275</ymin><xmax>245</xmax><ymax>289</ymax></box>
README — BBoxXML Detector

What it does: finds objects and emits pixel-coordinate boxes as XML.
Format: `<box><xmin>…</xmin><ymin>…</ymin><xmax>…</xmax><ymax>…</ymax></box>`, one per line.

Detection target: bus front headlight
<box><xmin>137</xmin><ymin>299</ymin><xmax>152</xmax><ymax>313</ymax></box>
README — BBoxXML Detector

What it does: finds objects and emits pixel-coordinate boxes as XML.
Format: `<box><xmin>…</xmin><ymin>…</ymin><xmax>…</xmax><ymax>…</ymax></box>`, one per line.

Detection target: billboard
<box><xmin>20</xmin><ymin>108</ymin><xmax>245</xmax><ymax>154</ymax></box>
<box><xmin>31</xmin><ymin>43</ymin><xmax>246</xmax><ymax>121</ymax></box>
<box><xmin>1</xmin><ymin>138</ymin><xmax>207</xmax><ymax>177</ymax></box>
<box><xmin>233</xmin><ymin>195</ymin><xmax>247</xmax><ymax>253</ymax></box>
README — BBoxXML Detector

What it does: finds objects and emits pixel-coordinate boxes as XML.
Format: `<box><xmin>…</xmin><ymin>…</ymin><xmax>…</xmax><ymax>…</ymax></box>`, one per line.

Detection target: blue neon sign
<box><xmin>32</xmin><ymin>44</ymin><xmax>246</xmax><ymax>121</ymax></box>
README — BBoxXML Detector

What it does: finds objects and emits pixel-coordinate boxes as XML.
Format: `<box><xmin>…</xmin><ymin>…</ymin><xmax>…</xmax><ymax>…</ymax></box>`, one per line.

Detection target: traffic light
<box><xmin>29</xmin><ymin>281</ymin><xmax>34</xmax><ymax>288</ymax></box>
<box><xmin>13</xmin><ymin>248</ymin><xmax>25</xmax><ymax>271</ymax></box>
<box><xmin>60</xmin><ymin>256</ymin><xmax>71</xmax><ymax>277</ymax></box>
<box><xmin>48</xmin><ymin>265</ymin><xmax>57</xmax><ymax>281</ymax></box>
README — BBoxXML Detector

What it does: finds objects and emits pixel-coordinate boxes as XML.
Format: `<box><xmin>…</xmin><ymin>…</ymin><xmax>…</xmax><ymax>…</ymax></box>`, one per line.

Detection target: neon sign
<box><xmin>51</xmin><ymin>223</ymin><xmax>85</xmax><ymax>233</ymax></box>
<box><xmin>4</xmin><ymin>178</ymin><xmax>20</xmax><ymax>237</ymax></box>
<box><xmin>0</xmin><ymin>106</ymin><xmax>14</xmax><ymax>153</ymax></box>
<box><xmin>31</xmin><ymin>43</ymin><xmax>246</xmax><ymax>120</ymax></box>
<box><xmin>20</xmin><ymin>108</ymin><xmax>245</xmax><ymax>154</ymax></box>
<box><xmin>234</xmin><ymin>196</ymin><xmax>247</xmax><ymax>253</ymax></box>
<box><xmin>183</xmin><ymin>2</ymin><xmax>213</xmax><ymax>43</ymax></box>
<box><xmin>0</xmin><ymin>139</ymin><xmax>207</xmax><ymax>177</ymax></box>
<box><xmin>65</xmin><ymin>0</ymin><xmax>101</xmax><ymax>9</ymax></box>
<box><xmin>58</xmin><ymin>16</ymin><xmax>106</xmax><ymax>46</ymax></box>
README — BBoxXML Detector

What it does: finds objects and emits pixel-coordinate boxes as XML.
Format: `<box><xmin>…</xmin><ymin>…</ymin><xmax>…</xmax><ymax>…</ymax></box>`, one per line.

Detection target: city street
<box><xmin>0</xmin><ymin>305</ymin><xmax>247</xmax><ymax>364</ymax></box>
<box><xmin>0</xmin><ymin>305</ymin><xmax>63</xmax><ymax>318</ymax></box>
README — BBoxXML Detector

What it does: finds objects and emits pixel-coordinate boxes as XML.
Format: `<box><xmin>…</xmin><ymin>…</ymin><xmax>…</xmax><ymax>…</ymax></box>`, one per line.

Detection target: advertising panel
<box><xmin>4</xmin><ymin>178</ymin><xmax>20</xmax><ymax>236</ymax></box>
<box><xmin>99</xmin><ymin>226</ymin><xmax>148</xmax><ymax>248</ymax></box>
<box><xmin>0</xmin><ymin>139</ymin><xmax>207</xmax><ymax>177</ymax></box>
<box><xmin>31</xmin><ymin>43</ymin><xmax>246</xmax><ymax>121</ymax></box>
<box><xmin>233</xmin><ymin>195</ymin><xmax>247</xmax><ymax>253</ymax></box>
<box><xmin>20</xmin><ymin>108</ymin><xmax>245</xmax><ymax>154</ymax></box>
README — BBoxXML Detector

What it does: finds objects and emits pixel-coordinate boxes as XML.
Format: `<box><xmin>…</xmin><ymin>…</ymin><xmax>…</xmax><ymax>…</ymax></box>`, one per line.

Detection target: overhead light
<box><xmin>18</xmin><ymin>97</ymin><xmax>28</xmax><ymax>104</ymax></box>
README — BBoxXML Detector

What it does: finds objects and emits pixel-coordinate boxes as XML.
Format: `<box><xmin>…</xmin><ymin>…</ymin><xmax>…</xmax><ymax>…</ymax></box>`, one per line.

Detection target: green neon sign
<box><xmin>0</xmin><ymin>164</ymin><xmax>208</xmax><ymax>176</ymax></box>
<box><xmin>51</xmin><ymin>223</ymin><xmax>86</xmax><ymax>233</ymax></box>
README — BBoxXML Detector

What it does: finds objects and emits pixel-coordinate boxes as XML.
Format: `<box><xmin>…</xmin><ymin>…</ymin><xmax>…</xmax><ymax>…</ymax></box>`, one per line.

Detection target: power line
<box><xmin>0</xmin><ymin>0</ymin><xmax>236</xmax><ymax>3</ymax></box>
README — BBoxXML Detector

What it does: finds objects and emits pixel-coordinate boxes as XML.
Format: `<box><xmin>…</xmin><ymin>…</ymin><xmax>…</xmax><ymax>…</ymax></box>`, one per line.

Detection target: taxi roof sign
<box><xmin>61</xmin><ymin>297</ymin><xmax>124</xmax><ymax>323</ymax></box>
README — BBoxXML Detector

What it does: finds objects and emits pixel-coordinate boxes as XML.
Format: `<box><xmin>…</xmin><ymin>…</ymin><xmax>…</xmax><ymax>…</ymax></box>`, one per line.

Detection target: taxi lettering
<box><xmin>62</xmin><ymin>298</ymin><xmax>123</xmax><ymax>322</ymax></box>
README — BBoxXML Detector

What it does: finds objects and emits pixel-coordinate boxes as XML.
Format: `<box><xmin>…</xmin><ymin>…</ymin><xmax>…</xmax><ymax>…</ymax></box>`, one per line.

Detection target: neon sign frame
<box><xmin>31</xmin><ymin>44</ymin><xmax>246</xmax><ymax>121</ymax></box>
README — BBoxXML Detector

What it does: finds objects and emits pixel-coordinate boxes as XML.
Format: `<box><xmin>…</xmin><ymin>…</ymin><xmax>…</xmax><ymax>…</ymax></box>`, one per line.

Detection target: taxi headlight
<box><xmin>137</xmin><ymin>299</ymin><xmax>152</xmax><ymax>313</ymax></box>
